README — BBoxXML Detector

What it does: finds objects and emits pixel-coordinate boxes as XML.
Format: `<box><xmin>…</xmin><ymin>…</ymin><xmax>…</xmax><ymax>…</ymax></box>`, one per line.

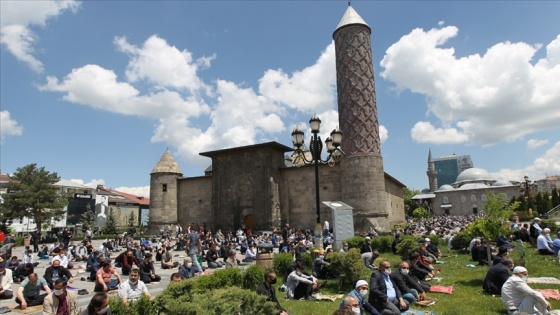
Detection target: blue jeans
<box><xmin>189</xmin><ymin>253</ymin><xmax>203</xmax><ymax>274</ymax></box>
<box><xmin>94</xmin><ymin>279</ymin><xmax>119</xmax><ymax>292</ymax></box>
<box><xmin>402</xmin><ymin>290</ymin><xmax>418</xmax><ymax>304</ymax></box>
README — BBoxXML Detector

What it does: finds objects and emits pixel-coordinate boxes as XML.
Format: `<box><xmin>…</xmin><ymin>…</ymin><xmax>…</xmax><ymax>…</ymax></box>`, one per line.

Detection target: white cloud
<box><xmin>114</xmin><ymin>186</ymin><xmax>150</xmax><ymax>198</ymax></box>
<box><xmin>381</xmin><ymin>28</ymin><xmax>560</xmax><ymax>146</ymax></box>
<box><xmin>0</xmin><ymin>0</ymin><xmax>80</xmax><ymax>72</ymax></box>
<box><xmin>410</xmin><ymin>121</ymin><xmax>470</xmax><ymax>144</ymax></box>
<box><xmin>526</xmin><ymin>138</ymin><xmax>549</xmax><ymax>150</ymax></box>
<box><xmin>41</xmin><ymin>35</ymin><xmax>340</xmax><ymax>170</ymax></box>
<box><xmin>69</xmin><ymin>178</ymin><xmax>105</xmax><ymax>188</ymax></box>
<box><xmin>492</xmin><ymin>141</ymin><xmax>560</xmax><ymax>182</ymax></box>
<box><xmin>0</xmin><ymin>110</ymin><xmax>23</xmax><ymax>143</ymax></box>
<box><xmin>379</xmin><ymin>125</ymin><xmax>388</xmax><ymax>143</ymax></box>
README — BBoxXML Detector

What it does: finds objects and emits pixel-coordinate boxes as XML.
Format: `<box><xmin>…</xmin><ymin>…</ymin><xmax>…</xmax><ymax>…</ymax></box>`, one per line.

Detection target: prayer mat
<box><xmin>527</xmin><ymin>277</ymin><xmax>560</xmax><ymax>285</ymax></box>
<box><xmin>404</xmin><ymin>310</ymin><xmax>436</xmax><ymax>315</ymax></box>
<box><xmin>8</xmin><ymin>304</ymin><xmax>43</xmax><ymax>314</ymax></box>
<box><xmin>535</xmin><ymin>289</ymin><xmax>560</xmax><ymax>301</ymax></box>
<box><xmin>415</xmin><ymin>297</ymin><xmax>437</xmax><ymax>307</ymax></box>
<box><xmin>429</xmin><ymin>286</ymin><xmax>453</xmax><ymax>294</ymax></box>
<box><xmin>302</xmin><ymin>293</ymin><xmax>344</xmax><ymax>302</ymax></box>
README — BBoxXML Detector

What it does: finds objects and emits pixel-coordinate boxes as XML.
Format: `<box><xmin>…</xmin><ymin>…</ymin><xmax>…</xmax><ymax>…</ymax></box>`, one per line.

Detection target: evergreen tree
<box><xmin>127</xmin><ymin>211</ymin><xmax>137</xmax><ymax>228</ymax></box>
<box><xmin>2</xmin><ymin>164</ymin><xmax>68</xmax><ymax>233</ymax></box>
<box><xmin>542</xmin><ymin>191</ymin><xmax>552</xmax><ymax>212</ymax></box>
<box><xmin>102</xmin><ymin>209</ymin><xmax>118</xmax><ymax>235</ymax></box>
<box><xmin>403</xmin><ymin>187</ymin><xmax>421</xmax><ymax>217</ymax></box>
<box><xmin>516</xmin><ymin>195</ymin><xmax>527</xmax><ymax>212</ymax></box>
<box><xmin>551</xmin><ymin>188</ymin><xmax>560</xmax><ymax>208</ymax></box>
<box><xmin>535</xmin><ymin>192</ymin><xmax>544</xmax><ymax>214</ymax></box>
<box><xmin>81</xmin><ymin>206</ymin><xmax>96</xmax><ymax>231</ymax></box>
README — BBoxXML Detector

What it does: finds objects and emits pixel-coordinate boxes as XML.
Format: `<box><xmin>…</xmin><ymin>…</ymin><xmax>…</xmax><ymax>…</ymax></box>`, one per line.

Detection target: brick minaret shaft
<box><xmin>333</xmin><ymin>5</ymin><xmax>388</xmax><ymax>230</ymax></box>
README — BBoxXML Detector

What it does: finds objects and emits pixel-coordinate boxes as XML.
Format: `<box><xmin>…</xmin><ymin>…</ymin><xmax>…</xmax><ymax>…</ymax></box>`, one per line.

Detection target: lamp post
<box><xmin>291</xmin><ymin>114</ymin><xmax>344</xmax><ymax>248</ymax></box>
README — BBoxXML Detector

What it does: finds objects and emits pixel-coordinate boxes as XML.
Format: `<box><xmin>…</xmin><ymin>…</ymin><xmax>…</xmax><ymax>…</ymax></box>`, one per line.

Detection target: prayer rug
<box><xmin>429</xmin><ymin>286</ymin><xmax>453</xmax><ymax>294</ymax></box>
<box><xmin>535</xmin><ymin>289</ymin><xmax>560</xmax><ymax>301</ymax></box>
<box><xmin>8</xmin><ymin>305</ymin><xmax>43</xmax><ymax>314</ymax></box>
<box><xmin>527</xmin><ymin>277</ymin><xmax>560</xmax><ymax>285</ymax></box>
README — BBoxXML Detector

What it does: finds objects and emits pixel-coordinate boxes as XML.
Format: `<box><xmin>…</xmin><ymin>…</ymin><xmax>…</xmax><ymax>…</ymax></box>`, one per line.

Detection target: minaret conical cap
<box><xmin>151</xmin><ymin>149</ymin><xmax>183</xmax><ymax>175</ymax></box>
<box><xmin>334</xmin><ymin>5</ymin><xmax>370</xmax><ymax>34</ymax></box>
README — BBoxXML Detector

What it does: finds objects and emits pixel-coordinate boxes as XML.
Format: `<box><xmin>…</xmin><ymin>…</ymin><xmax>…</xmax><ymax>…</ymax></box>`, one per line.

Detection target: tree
<box><xmin>127</xmin><ymin>211</ymin><xmax>137</xmax><ymax>228</ymax></box>
<box><xmin>552</xmin><ymin>188</ymin><xmax>560</xmax><ymax>208</ymax></box>
<box><xmin>403</xmin><ymin>187</ymin><xmax>421</xmax><ymax>217</ymax></box>
<box><xmin>2</xmin><ymin>164</ymin><xmax>68</xmax><ymax>234</ymax></box>
<box><xmin>469</xmin><ymin>192</ymin><xmax>519</xmax><ymax>265</ymax></box>
<box><xmin>80</xmin><ymin>204</ymin><xmax>96</xmax><ymax>231</ymax></box>
<box><xmin>412</xmin><ymin>207</ymin><xmax>429</xmax><ymax>218</ymax></box>
<box><xmin>102</xmin><ymin>208</ymin><xmax>118</xmax><ymax>235</ymax></box>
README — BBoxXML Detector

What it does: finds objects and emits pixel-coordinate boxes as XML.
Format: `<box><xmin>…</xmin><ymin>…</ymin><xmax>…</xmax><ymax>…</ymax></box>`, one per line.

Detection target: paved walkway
<box><xmin>0</xmin><ymin>240</ymin><xmax>255</xmax><ymax>314</ymax></box>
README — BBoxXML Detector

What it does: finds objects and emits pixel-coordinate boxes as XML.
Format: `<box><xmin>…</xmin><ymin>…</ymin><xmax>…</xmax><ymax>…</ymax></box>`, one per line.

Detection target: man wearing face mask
<box><xmin>369</xmin><ymin>260</ymin><xmax>409</xmax><ymax>315</ymax></box>
<box><xmin>42</xmin><ymin>279</ymin><xmax>77</xmax><ymax>315</ymax></box>
<box><xmin>501</xmin><ymin>266</ymin><xmax>551</xmax><ymax>315</ymax></box>
<box><xmin>390</xmin><ymin>261</ymin><xmax>426</xmax><ymax>304</ymax></box>
<box><xmin>312</xmin><ymin>249</ymin><xmax>332</xmax><ymax>279</ymax></box>
<box><xmin>339</xmin><ymin>280</ymin><xmax>380</xmax><ymax>315</ymax></box>
<box><xmin>44</xmin><ymin>259</ymin><xmax>74</xmax><ymax>290</ymax></box>
<box><xmin>81</xmin><ymin>292</ymin><xmax>111</xmax><ymax>315</ymax></box>
<box><xmin>257</xmin><ymin>269</ymin><xmax>289</xmax><ymax>315</ymax></box>
<box><xmin>179</xmin><ymin>257</ymin><xmax>196</xmax><ymax>279</ymax></box>
<box><xmin>340</xmin><ymin>242</ymin><xmax>349</xmax><ymax>253</ymax></box>
<box><xmin>286</xmin><ymin>263</ymin><xmax>317</xmax><ymax>300</ymax></box>
<box><xmin>118</xmin><ymin>269</ymin><xmax>151</xmax><ymax>304</ymax></box>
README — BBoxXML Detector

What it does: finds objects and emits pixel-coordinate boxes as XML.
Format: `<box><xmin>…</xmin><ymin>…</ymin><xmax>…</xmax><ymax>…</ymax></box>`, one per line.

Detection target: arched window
<box><xmin>443</xmin><ymin>197</ymin><xmax>449</xmax><ymax>203</ymax></box>
<box><xmin>461</xmin><ymin>195</ymin><xmax>466</xmax><ymax>203</ymax></box>
<box><xmin>481</xmin><ymin>194</ymin><xmax>487</xmax><ymax>201</ymax></box>
<box><xmin>471</xmin><ymin>195</ymin><xmax>477</xmax><ymax>202</ymax></box>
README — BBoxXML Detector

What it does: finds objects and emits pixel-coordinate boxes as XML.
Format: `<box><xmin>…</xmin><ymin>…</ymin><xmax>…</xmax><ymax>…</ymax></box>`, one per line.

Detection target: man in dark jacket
<box><xmin>390</xmin><ymin>261</ymin><xmax>427</xmax><ymax>304</ymax></box>
<box><xmin>43</xmin><ymin>258</ymin><xmax>73</xmax><ymax>289</ymax></box>
<box><xmin>369</xmin><ymin>260</ymin><xmax>409</xmax><ymax>315</ymax></box>
<box><xmin>483</xmin><ymin>257</ymin><xmax>513</xmax><ymax>295</ymax></box>
<box><xmin>256</xmin><ymin>270</ymin><xmax>288</xmax><ymax>315</ymax></box>
<box><xmin>361</xmin><ymin>237</ymin><xmax>373</xmax><ymax>254</ymax></box>
<box><xmin>139</xmin><ymin>253</ymin><xmax>161</xmax><ymax>283</ymax></box>
<box><xmin>407</xmin><ymin>252</ymin><xmax>433</xmax><ymax>291</ymax></box>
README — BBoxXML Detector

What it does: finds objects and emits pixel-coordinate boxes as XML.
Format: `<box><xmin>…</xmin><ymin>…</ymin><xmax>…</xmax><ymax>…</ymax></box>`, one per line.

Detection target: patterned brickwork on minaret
<box><xmin>333</xmin><ymin>5</ymin><xmax>388</xmax><ymax>230</ymax></box>
<box><xmin>427</xmin><ymin>149</ymin><xmax>439</xmax><ymax>192</ymax></box>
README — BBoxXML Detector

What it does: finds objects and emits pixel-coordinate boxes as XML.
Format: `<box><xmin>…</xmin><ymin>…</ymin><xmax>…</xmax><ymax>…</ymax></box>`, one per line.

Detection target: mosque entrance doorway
<box><xmin>444</xmin><ymin>209</ymin><xmax>450</xmax><ymax>215</ymax></box>
<box><xmin>244</xmin><ymin>214</ymin><xmax>254</xmax><ymax>231</ymax></box>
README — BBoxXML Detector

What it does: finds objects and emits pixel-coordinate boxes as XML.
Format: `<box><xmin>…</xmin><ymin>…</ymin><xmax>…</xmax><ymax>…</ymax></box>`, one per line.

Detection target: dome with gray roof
<box><xmin>493</xmin><ymin>179</ymin><xmax>512</xmax><ymax>187</ymax></box>
<box><xmin>458</xmin><ymin>183</ymin><xmax>489</xmax><ymax>190</ymax></box>
<box><xmin>454</xmin><ymin>167</ymin><xmax>494</xmax><ymax>187</ymax></box>
<box><xmin>438</xmin><ymin>184</ymin><xmax>454</xmax><ymax>191</ymax></box>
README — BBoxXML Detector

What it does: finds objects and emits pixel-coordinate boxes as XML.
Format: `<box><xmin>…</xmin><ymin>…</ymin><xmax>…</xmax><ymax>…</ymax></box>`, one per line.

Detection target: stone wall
<box><xmin>280</xmin><ymin>164</ymin><xmax>343</xmax><ymax>230</ymax></box>
<box><xmin>385</xmin><ymin>177</ymin><xmax>406</xmax><ymax>227</ymax></box>
<box><xmin>148</xmin><ymin>173</ymin><xmax>180</xmax><ymax>234</ymax></box>
<box><xmin>432</xmin><ymin>186</ymin><xmax>520</xmax><ymax>216</ymax></box>
<box><xmin>177</xmin><ymin>176</ymin><xmax>212</xmax><ymax>229</ymax></box>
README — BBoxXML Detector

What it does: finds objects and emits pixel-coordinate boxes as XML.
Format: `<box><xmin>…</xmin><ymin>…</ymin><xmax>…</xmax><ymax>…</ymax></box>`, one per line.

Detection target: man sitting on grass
<box><xmin>483</xmin><ymin>257</ymin><xmax>513</xmax><ymax>295</ymax></box>
<box><xmin>501</xmin><ymin>266</ymin><xmax>551</xmax><ymax>315</ymax></box>
<box><xmin>339</xmin><ymin>280</ymin><xmax>380</xmax><ymax>315</ymax></box>
<box><xmin>286</xmin><ymin>263</ymin><xmax>317</xmax><ymax>300</ymax></box>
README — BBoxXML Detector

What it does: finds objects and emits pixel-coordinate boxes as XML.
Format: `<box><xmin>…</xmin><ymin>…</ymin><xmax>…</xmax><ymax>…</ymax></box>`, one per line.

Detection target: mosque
<box><xmin>147</xmin><ymin>5</ymin><xmax>407</xmax><ymax>235</ymax></box>
<box><xmin>413</xmin><ymin>150</ymin><xmax>521</xmax><ymax>216</ymax></box>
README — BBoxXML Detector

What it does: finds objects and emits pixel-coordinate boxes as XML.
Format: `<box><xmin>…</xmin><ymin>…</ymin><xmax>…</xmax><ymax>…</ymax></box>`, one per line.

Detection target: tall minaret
<box><xmin>333</xmin><ymin>4</ymin><xmax>388</xmax><ymax>230</ymax></box>
<box><xmin>427</xmin><ymin>149</ymin><xmax>439</xmax><ymax>192</ymax></box>
<box><xmin>148</xmin><ymin>149</ymin><xmax>183</xmax><ymax>235</ymax></box>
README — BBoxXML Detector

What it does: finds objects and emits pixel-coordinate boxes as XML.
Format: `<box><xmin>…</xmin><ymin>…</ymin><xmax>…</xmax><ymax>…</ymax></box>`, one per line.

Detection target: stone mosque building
<box><xmin>148</xmin><ymin>5</ymin><xmax>407</xmax><ymax>234</ymax></box>
<box><xmin>413</xmin><ymin>150</ymin><xmax>521</xmax><ymax>216</ymax></box>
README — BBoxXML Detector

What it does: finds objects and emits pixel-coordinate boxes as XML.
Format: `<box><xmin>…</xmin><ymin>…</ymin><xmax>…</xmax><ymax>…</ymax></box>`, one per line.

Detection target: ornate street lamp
<box><xmin>524</xmin><ymin>175</ymin><xmax>531</xmax><ymax>197</ymax></box>
<box><xmin>290</xmin><ymin>114</ymin><xmax>344</xmax><ymax>230</ymax></box>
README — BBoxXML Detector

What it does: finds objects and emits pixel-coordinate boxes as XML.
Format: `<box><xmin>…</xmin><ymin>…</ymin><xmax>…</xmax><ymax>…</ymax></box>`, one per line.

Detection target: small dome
<box><xmin>459</xmin><ymin>183</ymin><xmax>489</xmax><ymax>190</ymax></box>
<box><xmin>438</xmin><ymin>184</ymin><xmax>454</xmax><ymax>191</ymax></box>
<box><xmin>493</xmin><ymin>179</ymin><xmax>512</xmax><ymax>187</ymax></box>
<box><xmin>421</xmin><ymin>188</ymin><xmax>431</xmax><ymax>194</ymax></box>
<box><xmin>456</xmin><ymin>167</ymin><xmax>494</xmax><ymax>183</ymax></box>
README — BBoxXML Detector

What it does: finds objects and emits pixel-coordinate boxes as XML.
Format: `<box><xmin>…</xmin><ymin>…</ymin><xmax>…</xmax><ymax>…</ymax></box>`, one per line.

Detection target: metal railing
<box><xmin>545</xmin><ymin>204</ymin><xmax>560</xmax><ymax>218</ymax></box>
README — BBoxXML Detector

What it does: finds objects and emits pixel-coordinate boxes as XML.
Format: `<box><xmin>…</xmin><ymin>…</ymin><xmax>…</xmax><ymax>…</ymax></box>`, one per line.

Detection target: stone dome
<box><xmin>421</xmin><ymin>188</ymin><xmax>431</xmax><ymax>194</ymax></box>
<box><xmin>458</xmin><ymin>183</ymin><xmax>489</xmax><ymax>190</ymax></box>
<box><xmin>493</xmin><ymin>179</ymin><xmax>512</xmax><ymax>187</ymax></box>
<box><xmin>438</xmin><ymin>184</ymin><xmax>454</xmax><ymax>191</ymax></box>
<box><xmin>455</xmin><ymin>167</ymin><xmax>494</xmax><ymax>183</ymax></box>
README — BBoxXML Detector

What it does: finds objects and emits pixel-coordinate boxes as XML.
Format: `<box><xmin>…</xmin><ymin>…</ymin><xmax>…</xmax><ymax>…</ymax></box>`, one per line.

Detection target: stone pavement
<box><xmin>0</xmin><ymin>239</ymin><xmax>255</xmax><ymax>314</ymax></box>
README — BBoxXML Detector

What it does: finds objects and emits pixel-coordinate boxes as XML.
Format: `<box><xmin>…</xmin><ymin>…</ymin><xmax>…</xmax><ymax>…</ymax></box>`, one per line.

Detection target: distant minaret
<box><xmin>333</xmin><ymin>4</ymin><xmax>388</xmax><ymax>230</ymax></box>
<box><xmin>148</xmin><ymin>149</ymin><xmax>183</xmax><ymax>235</ymax></box>
<box><xmin>427</xmin><ymin>149</ymin><xmax>439</xmax><ymax>192</ymax></box>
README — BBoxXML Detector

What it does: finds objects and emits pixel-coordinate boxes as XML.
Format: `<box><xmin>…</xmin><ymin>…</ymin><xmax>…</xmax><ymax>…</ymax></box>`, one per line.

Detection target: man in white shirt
<box><xmin>536</xmin><ymin>228</ymin><xmax>555</xmax><ymax>255</ymax></box>
<box><xmin>118</xmin><ymin>269</ymin><xmax>151</xmax><ymax>304</ymax></box>
<box><xmin>0</xmin><ymin>262</ymin><xmax>14</xmax><ymax>300</ymax></box>
<box><xmin>501</xmin><ymin>266</ymin><xmax>551</xmax><ymax>315</ymax></box>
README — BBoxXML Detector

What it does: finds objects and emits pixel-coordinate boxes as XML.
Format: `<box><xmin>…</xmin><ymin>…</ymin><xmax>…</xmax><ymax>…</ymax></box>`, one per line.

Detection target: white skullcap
<box><xmin>513</xmin><ymin>266</ymin><xmax>527</xmax><ymax>274</ymax></box>
<box><xmin>365</xmin><ymin>237</ymin><xmax>371</xmax><ymax>240</ymax></box>
<box><xmin>356</xmin><ymin>280</ymin><xmax>368</xmax><ymax>288</ymax></box>
<box><xmin>534</xmin><ymin>217</ymin><xmax>541</xmax><ymax>221</ymax></box>
<box><xmin>425</xmin><ymin>238</ymin><xmax>431</xmax><ymax>242</ymax></box>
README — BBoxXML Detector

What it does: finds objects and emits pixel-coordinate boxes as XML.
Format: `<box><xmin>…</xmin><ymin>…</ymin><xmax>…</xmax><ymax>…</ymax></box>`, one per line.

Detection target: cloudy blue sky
<box><xmin>1</xmin><ymin>1</ymin><xmax>559</xmax><ymax>197</ymax></box>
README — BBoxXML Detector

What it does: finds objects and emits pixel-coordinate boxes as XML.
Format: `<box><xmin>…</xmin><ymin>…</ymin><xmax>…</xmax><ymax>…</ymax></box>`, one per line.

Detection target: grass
<box><xmin>278</xmin><ymin>246</ymin><xmax>560</xmax><ymax>315</ymax></box>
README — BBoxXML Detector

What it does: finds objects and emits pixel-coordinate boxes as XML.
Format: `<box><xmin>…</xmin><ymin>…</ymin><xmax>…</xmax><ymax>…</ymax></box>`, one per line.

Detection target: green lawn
<box><xmin>279</xmin><ymin>247</ymin><xmax>560</xmax><ymax>315</ymax></box>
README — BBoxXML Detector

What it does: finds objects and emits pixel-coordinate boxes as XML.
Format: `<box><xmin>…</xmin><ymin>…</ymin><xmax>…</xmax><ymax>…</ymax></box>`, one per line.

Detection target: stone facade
<box><xmin>432</xmin><ymin>186</ymin><xmax>519</xmax><ymax>216</ymax></box>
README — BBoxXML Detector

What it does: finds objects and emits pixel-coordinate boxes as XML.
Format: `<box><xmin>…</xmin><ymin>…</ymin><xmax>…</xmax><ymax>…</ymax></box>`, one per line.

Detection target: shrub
<box><xmin>451</xmin><ymin>230</ymin><xmax>474</xmax><ymax>251</ymax></box>
<box><xmin>243</xmin><ymin>264</ymin><xmax>265</xmax><ymax>290</ymax></box>
<box><xmin>344</xmin><ymin>235</ymin><xmax>365</xmax><ymax>250</ymax></box>
<box><xmin>273</xmin><ymin>253</ymin><xmax>293</xmax><ymax>277</ymax></box>
<box><xmin>539</xmin><ymin>219</ymin><xmax>558</xmax><ymax>234</ymax></box>
<box><xmin>193</xmin><ymin>267</ymin><xmax>243</xmax><ymax>293</ymax></box>
<box><xmin>395</xmin><ymin>237</ymin><xmax>420</xmax><ymax>260</ymax></box>
<box><xmin>327</xmin><ymin>248</ymin><xmax>370</xmax><ymax>290</ymax></box>
<box><xmin>108</xmin><ymin>295</ymin><xmax>158</xmax><ymax>315</ymax></box>
<box><xmin>300</xmin><ymin>252</ymin><xmax>313</xmax><ymax>272</ymax></box>
<box><xmin>425</xmin><ymin>235</ymin><xmax>441</xmax><ymax>246</ymax></box>
<box><xmin>371</xmin><ymin>236</ymin><xmax>392</xmax><ymax>253</ymax></box>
